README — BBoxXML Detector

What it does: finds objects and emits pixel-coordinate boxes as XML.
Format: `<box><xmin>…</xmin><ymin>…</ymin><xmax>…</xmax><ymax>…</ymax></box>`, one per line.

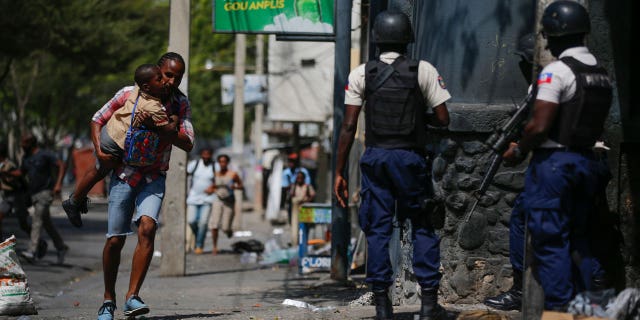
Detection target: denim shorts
<box><xmin>106</xmin><ymin>173</ymin><xmax>165</xmax><ymax>238</ymax></box>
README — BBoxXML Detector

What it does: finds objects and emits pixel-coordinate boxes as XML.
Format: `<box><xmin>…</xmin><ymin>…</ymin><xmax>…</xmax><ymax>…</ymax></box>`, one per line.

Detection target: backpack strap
<box><xmin>128</xmin><ymin>94</ymin><xmax>141</xmax><ymax>129</ymax></box>
<box><xmin>188</xmin><ymin>159</ymin><xmax>201</xmax><ymax>175</ymax></box>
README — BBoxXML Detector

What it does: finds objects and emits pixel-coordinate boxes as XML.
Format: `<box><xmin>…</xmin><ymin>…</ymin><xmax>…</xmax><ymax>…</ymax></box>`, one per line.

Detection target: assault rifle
<box><xmin>463</xmin><ymin>88</ymin><xmax>536</xmax><ymax>222</ymax></box>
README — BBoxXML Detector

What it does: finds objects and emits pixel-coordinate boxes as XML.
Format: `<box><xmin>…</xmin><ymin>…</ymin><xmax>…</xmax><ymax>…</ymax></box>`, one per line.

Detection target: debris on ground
<box><xmin>231</xmin><ymin>239</ymin><xmax>264</xmax><ymax>254</ymax></box>
<box><xmin>0</xmin><ymin>236</ymin><xmax>37</xmax><ymax>316</ymax></box>
<box><xmin>282</xmin><ymin>299</ymin><xmax>335</xmax><ymax>312</ymax></box>
<box><xmin>348</xmin><ymin>291</ymin><xmax>374</xmax><ymax>307</ymax></box>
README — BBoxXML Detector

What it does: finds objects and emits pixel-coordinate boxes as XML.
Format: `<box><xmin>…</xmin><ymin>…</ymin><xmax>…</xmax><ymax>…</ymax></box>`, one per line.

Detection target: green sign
<box><xmin>213</xmin><ymin>0</ymin><xmax>334</xmax><ymax>35</ymax></box>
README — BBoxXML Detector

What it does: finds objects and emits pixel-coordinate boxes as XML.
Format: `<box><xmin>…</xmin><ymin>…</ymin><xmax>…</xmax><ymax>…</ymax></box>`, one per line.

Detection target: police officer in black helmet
<box><xmin>502</xmin><ymin>0</ymin><xmax>613</xmax><ymax>310</ymax></box>
<box><xmin>334</xmin><ymin>10</ymin><xmax>453</xmax><ymax>320</ymax></box>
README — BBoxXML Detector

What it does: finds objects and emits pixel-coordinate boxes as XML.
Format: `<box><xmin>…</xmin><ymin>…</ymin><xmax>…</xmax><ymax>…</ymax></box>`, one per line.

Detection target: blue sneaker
<box><xmin>123</xmin><ymin>295</ymin><xmax>149</xmax><ymax>317</ymax></box>
<box><xmin>97</xmin><ymin>300</ymin><xmax>116</xmax><ymax>320</ymax></box>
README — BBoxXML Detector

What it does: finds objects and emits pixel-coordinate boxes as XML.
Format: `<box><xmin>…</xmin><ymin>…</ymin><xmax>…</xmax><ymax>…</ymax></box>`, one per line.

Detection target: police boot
<box><xmin>483</xmin><ymin>269</ymin><xmax>522</xmax><ymax>311</ymax></box>
<box><xmin>373</xmin><ymin>289</ymin><xmax>393</xmax><ymax>320</ymax></box>
<box><xmin>591</xmin><ymin>274</ymin><xmax>610</xmax><ymax>291</ymax></box>
<box><xmin>419</xmin><ymin>287</ymin><xmax>456</xmax><ymax>320</ymax></box>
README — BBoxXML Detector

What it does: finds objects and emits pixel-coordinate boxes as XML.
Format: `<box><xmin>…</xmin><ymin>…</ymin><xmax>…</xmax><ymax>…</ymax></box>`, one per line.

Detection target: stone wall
<box><xmin>438</xmin><ymin>104</ymin><xmax>530</xmax><ymax>303</ymax></box>
<box><xmin>391</xmin><ymin>103</ymin><xmax>529</xmax><ymax>304</ymax></box>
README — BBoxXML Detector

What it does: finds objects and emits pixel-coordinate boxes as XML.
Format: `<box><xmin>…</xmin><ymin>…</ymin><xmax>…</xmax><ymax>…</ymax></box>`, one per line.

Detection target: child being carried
<box><xmin>62</xmin><ymin>63</ymin><xmax>178</xmax><ymax>228</ymax></box>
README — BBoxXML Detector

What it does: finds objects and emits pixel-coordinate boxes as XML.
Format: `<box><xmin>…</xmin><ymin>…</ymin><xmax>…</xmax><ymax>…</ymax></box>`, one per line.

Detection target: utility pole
<box><xmin>254</xmin><ymin>34</ymin><xmax>265</xmax><ymax>215</ymax></box>
<box><xmin>232</xmin><ymin>34</ymin><xmax>246</xmax><ymax>156</ymax></box>
<box><xmin>330</xmin><ymin>0</ymin><xmax>353</xmax><ymax>282</ymax></box>
<box><xmin>161</xmin><ymin>0</ymin><xmax>189</xmax><ymax>276</ymax></box>
<box><xmin>521</xmin><ymin>0</ymin><xmax>552</xmax><ymax>314</ymax></box>
<box><xmin>232</xmin><ymin>34</ymin><xmax>246</xmax><ymax>231</ymax></box>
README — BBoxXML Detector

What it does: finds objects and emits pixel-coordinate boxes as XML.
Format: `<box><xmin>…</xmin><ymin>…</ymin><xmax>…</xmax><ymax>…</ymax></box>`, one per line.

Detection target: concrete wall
<box><xmin>411</xmin><ymin>1</ymin><xmax>535</xmax><ymax>104</ymax></box>
<box><xmin>590</xmin><ymin>0</ymin><xmax>638</xmax><ymax>289</ymax></box>
<box><xmin>267</xmin><ymin>37</ymin><xmax>335</xmax><ymax>122</ymax></box>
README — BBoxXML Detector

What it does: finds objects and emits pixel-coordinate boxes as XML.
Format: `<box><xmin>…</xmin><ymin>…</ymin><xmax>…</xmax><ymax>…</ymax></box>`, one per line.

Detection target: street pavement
<box><xmin>2</xmin><ymin>193</ymin><xmax>517</xmax><ymax>320</ymax></box>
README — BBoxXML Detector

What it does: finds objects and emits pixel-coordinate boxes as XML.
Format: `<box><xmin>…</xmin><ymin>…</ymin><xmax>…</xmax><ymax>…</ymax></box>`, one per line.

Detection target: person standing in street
<box><xmin>18</xmin><ymin>134</ymin><xmax>68</xmax><ymax>265</ymax></box>
<box><xmin>289</xmin><ymin>171</ymin><xmax>315</xmax><ymax>246</ymax></box>
<box><xmin>282</xmin><ymin>155</ymin><xmax>311</xmax><ymax>190</ymax></box>
<box><xmin>281</xmin><ymin>154</ymin><xmax>311</xmax><ymax>225</ymax></box>
<box><xmin>91</xmin><ymin>52</ymin><xmax>194</xmax><ymax>320</ymax></box>
<box><xmin>502</xmin><ymin>1</ymin><xmax>613</xmax><ymax>310</ymax></box>
<box><xmin>485</xmin><ymin>32</ymin><xmax>612</xmax><ymax>311</ymax></box>
<box><xmin>209</xmin><ymin>154</ymin><xmax>243</xmax><ymax>255</ymax></box>
<box><xmin>0</xmin><ymin>141</ymin><xmax>30</xmax><ymax>241</ymax></box>
<box><xmin>186</xmin><ymin>147</ymin><xmax>216</xmax><ymax>254</ymax></box>
<box><xmin>334</xmin><ymin>11</ymin><xmax>453</xmax><ymax>320</ymax></box>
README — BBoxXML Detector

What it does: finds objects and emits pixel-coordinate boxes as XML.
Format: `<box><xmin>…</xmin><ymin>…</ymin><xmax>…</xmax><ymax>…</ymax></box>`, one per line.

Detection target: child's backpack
<box><xmin>123</xmin><ymin>95</ymin><xmax>160</xmax><ymax>167</ymax></box>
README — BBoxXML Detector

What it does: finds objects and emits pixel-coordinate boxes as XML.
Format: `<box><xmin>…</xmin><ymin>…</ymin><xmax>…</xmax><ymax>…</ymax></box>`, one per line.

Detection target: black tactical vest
<box><xmin>548</xmin><ymin>57</ymin><xmax>613</xmax><ymax>148</ymax></box>
<box><xmin>364</xmin><ymin>56</ymin><xmax>426</xmax><ymax>150</ymax></box>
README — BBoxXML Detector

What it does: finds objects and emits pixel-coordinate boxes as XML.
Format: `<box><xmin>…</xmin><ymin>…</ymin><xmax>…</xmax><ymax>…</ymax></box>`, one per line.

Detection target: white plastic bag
<box><xmin>0</xmin><ymin>236</ymin><xmax>37</xmax><ymax>316</ymax></box>
<box><xmin>282</xmin><ymin>299</ymin><xmax>335</xmax><ymax>312</ymax></box>
<box><xmin>607</xmin><ymin>288</ymin><xmax>640</xmax><ymax>320</ymax></box>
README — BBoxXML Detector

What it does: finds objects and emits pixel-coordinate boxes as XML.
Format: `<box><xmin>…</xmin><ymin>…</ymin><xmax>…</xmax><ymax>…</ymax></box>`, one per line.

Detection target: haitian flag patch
<box><xmin>537</xmin><ymin>72</ymin><xmax>553</xmax><ymax>85</ymax></box>
<box><xmin>438</xmin><ymin>76</ymin><xmax>446</xmax><ymax>89</ymax></box>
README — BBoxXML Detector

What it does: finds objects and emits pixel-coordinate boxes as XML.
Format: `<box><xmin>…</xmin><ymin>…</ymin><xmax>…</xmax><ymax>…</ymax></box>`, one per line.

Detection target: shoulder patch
<box><xmin>537</xmin><ymin>72</ymin><xmax>553</xmax><ymax>85</ymax></box>
<box><xmin>437</xmin><ymin>76</ymin><xmax>446</xmax><ymax>89</ymax></box>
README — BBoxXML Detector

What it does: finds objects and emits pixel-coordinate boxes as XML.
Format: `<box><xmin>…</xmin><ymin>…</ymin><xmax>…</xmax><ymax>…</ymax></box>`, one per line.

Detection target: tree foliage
<box><xmin>188</xmin><ymin>0</ymin><xmax>259</xmax><ymax>143</ymax></box>
<box><xmin>0</xmin><ymin>0</ymin><xmax>169</xmax><ymax>148</ymax></box>
<box><xmin>188</xmin><ymin>0</ymin><xmax>234</xmax><ymax>142</ymax></box>
<box><xmin>0</xmin><ymin>0</ymin><xmax>258</xmax><ymax>153</ymax></box>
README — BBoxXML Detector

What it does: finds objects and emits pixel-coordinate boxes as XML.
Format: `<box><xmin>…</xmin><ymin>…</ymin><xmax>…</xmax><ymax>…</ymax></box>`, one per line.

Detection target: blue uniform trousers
<box><xmin>509</xmin><ymin>193</ymin><xmax>526</xmax><ymax>273</ymax></box>
<box><xmin>509</xmin><ymin>192</ymin><xmax>607</xmax><ymax>280</ymax></box>
<box><xmin>359</xmin><ymin>147</ymin><xmax>442</xmax><ymax>290</ymax></box>
<box><xmin>523</xmin><ymin>149</ymin><xmax>608</xmax><ymax>309</ymax></box>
